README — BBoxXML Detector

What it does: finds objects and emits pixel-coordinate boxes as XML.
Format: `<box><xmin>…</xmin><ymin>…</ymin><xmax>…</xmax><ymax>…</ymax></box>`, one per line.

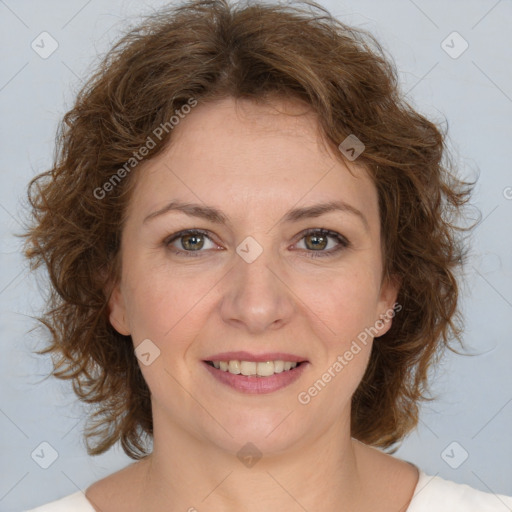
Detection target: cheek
<box><xmin>122</xmin><ymin>262</ymin><xmax>217</xmax><ymax>344</ymax></box>
<box><xmin>293</xmin><ymin>266</ymin><xmax>381</xmax><ymax>399</ymax></box>
<box><xmin>297</xmin><ymin>265</ymin><xmax>382</xmax><ymax>344</ymax></box>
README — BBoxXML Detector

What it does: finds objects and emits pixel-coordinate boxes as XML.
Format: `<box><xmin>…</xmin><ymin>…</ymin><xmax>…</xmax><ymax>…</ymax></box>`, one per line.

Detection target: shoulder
<box><xmin>408</xmin><ymin>471</ymin><xmax>512</xmax><ymax>512</ymax></box>
<box><xmin>25</xmin><ymin>491</ymin><xmax>96</xmax><ymax>512</ymax></box>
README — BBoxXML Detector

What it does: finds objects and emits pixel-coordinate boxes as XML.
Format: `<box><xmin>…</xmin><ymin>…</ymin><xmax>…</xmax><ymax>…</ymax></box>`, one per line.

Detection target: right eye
<box><xmin>164</xmin><ymin>229</ymin><xmax>221</xmax><ymax>257</ymax></box>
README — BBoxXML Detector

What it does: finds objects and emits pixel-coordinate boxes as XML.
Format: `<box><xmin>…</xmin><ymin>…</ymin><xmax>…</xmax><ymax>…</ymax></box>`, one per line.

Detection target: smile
<box><xmin>206</xmin><ymin>359</ymin><xmax>302</xmax><ymax>377</ymax></box>
<box><xmin>203</xmin><ymin>360</ymin><xmax>309</xmax><ymax>394</ymax></box>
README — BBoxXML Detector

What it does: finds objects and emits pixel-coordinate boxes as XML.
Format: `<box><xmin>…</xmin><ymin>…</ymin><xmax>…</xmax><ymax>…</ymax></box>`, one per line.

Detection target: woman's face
<box><xmin>108</xmin><ymin>96</ymin><xmax>398</xmax><ymax>456</ymax></box>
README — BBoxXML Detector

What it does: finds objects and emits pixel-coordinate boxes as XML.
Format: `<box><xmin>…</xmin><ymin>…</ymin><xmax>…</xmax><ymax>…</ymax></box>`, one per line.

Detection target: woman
<box><xmin>23</xmin><ymin>0</ymin><xmax>512</xmax><ymax>510</ymax></box>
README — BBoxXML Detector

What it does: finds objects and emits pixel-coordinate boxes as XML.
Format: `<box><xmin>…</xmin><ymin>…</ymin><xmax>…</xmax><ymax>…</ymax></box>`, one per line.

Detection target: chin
<box><xmin>203</xmin><ymin>408</ymin><xmax>311</xmax><ymax>457</ymax></box>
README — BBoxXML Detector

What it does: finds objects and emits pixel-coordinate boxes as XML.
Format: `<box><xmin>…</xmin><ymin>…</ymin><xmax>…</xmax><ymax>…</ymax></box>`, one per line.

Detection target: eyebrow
<box><xmin>143</xmin><ymin>199</ymin><xmax>369</xmax><ymax>231</ymax></box>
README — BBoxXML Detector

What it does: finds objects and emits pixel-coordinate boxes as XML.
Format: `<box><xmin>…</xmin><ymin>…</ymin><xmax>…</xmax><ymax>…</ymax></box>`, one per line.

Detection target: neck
<box><xmin>138</xmin><ymin>403</ymin><xmax>365</xmax><ymax>512</ymax></box>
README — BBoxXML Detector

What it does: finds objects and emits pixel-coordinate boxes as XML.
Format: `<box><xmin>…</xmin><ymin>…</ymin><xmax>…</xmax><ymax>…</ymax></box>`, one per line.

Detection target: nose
<box><xmin>219</xmin><ymin>240</ymin><xmax>295</xmax><ymax>334</ymax></box>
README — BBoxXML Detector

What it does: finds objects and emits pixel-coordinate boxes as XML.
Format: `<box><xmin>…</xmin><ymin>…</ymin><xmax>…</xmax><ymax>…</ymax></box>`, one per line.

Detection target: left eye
<box><xmin>295</xmin><ymin>228</ymin><xmax>350</xmax><ymax>258</ymax></box>
<box><xmin>164</xmin><ymin>228</ymin><xmax>349</xmax><ymax>258</ymax></box>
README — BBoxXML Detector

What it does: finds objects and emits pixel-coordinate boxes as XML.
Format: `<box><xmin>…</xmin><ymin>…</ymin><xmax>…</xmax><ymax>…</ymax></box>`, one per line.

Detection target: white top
<box><xmin>25</xmin><ymin>470</ymin><xmax>512</xmax><ymax>511</ymax></box>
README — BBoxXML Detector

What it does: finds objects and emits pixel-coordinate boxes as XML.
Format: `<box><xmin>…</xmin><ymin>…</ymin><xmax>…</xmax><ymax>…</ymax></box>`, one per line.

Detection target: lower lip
<box><xmin>203</xmin><ymin>361</ymin><xmax>309</xmax><ymax>394</ymax></box>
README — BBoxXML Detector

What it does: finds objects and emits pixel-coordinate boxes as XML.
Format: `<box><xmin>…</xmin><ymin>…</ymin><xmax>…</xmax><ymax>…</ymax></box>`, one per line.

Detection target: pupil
<box><xmin>183</xmin><ymin>234</ymin><xmax>203</xmax><ymax>251</ymax></box>
<box><xmin>306</xmin><ymin>234</ymin><xmax>326</xmax><ymax>250</ymax></box>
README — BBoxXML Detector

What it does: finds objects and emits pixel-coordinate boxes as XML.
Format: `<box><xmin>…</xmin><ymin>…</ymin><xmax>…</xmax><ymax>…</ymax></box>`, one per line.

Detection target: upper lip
<box><xmin>204</xmin><ymin>351</ymin><xmax>308</xmax><ymax>363</ymax></box>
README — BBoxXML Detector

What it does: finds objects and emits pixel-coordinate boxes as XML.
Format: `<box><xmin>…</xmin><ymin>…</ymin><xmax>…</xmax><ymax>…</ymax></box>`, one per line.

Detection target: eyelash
<box><xmin>164</xmin><ymin>228</ymin><xmax>350</xmax><ymax>259</ymax></box>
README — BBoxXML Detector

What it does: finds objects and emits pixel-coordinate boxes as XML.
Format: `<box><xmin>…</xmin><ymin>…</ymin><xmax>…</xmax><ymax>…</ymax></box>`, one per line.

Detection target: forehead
<box><xmin>127</xmin><ymin>96</ymin><xmax>379</xmax><ymax>229</ymax></box>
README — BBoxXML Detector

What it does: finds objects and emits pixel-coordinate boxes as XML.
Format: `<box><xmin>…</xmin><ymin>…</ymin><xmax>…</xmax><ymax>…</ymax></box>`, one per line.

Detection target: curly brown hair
<box><xmin>22</xmin><ymin>0</ymin><xmax>476</xmax><ymax>460</ymax></box>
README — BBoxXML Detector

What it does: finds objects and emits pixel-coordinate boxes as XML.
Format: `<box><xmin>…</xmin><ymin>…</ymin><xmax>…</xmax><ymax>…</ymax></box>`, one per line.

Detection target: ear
<box><xmin>107</xmin><ymin>282</ymin><xmax>131</xmax><ymax>336</ymax></box>
<box><xmin>374</xmin><ymin>273</ymin><xmax>401</xmax><ymax>338</ymax></box>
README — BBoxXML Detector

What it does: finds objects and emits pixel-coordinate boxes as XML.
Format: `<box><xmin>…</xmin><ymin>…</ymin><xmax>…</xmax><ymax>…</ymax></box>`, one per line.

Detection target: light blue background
<box><xmin>1</xmin><ymin>1</ymin><xmax>511</xmax><ymax>510</ymax></box>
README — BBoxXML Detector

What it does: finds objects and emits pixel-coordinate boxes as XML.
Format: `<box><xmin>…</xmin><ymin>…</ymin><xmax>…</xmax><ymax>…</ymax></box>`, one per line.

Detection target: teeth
<box><xmin>210</xmin><ymin>360</ymin><xmax>299</xmax><ymax>377</ymax></box>
<box><xmin>256</xmin><ymin>361</ymin><xmax>274</xmax><ymax>377</ymax></box>
<box><xmin>240</xmin><ymin>361</ymin><xmax>257</xmax><ymax>376</ymax></box>
<box><xmin>274</xmin><ymin>360</ymin><xmax>284</xmax><ymax>373</ymax></box>
<box><xmin>228</xmin><ymin>360</ymin><xmax>241</xmax><ymax>374</ymax></box>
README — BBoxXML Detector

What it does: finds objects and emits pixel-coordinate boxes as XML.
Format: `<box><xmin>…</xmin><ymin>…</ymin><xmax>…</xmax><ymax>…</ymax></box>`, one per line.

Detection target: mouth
<box><xmin>202</xmin><ymin>358</ymin><xmax>309</xmax><ymax>394</ymax></box>
<box><xmin>204</xmin><ymin>359</ymin><xmax>307</xmax><ymax>377</ymax></box>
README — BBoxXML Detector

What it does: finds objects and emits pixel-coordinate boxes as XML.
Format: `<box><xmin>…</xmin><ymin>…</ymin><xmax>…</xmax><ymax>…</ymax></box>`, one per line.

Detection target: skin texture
<box><xmin>87</xmin><ymin>96</ymin><xmax>418</xmax><ymax>512</ymax></box>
